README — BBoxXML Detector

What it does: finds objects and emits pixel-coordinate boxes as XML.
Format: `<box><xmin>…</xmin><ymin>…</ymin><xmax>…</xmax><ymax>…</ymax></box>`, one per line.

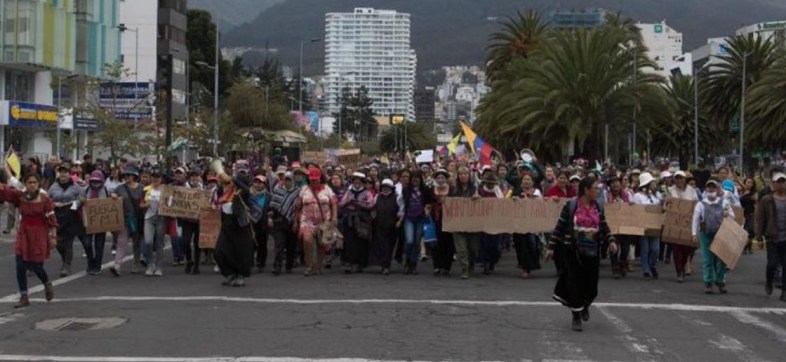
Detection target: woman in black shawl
<box><xmin>214</xmin><ymin>172</ymin><xmax>255</xmax><ymax>287</ymax></box>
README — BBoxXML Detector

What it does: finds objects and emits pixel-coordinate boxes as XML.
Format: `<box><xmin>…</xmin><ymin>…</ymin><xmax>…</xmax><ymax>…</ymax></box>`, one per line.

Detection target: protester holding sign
<box><xmin>667</xmin><ymin>171</ymin><xmax>700</xmax><ymax>283</ymax></box>
<box><xmin>605</xmin><ymin>176</ymin><xmax>632</xmax><ymax>279</ymax></box>
<box><xmin>633</xmin><ymin>172</ymin><xmax>661</xmax><ymax>280</ymax></box>
<box><xmin>545</xmin><ymin>177</ymin><xmax>617</xmax><ymax>332</ymax></box>
<box><xmin>478</xmin><ymin>167</ymin><xmax>505</xmax><ymax>275</ymax></box>
<box><xmin>450</xmin><ymin>166</ymin><xmax>479</xmax><ymax>280</ymax></box>
<box><xmin>509</xmin><ymin>173</ymin><xmax>542</xmax><ymax>279</ymax></box>
<box><xmin>182</xmin><ymin>169</ymin><xmax>205</xmax><ymax>274</ymax></box>
<box><xmin>692</xmin><ymin>178</ymin><xmax>736</xmax><ymax>294</ymax></box>
<box><xmin>78</xmin><ymin>171</ymin><xmax>113</xmax><ymax>275</ymax></box>
<box><xmin>110</xmin><ymin>167</ymin><xmax>146</xmax><ymax>276</ymax></box>
<box><xmin>0</xmin><ymin>173</ymin><xmax>56</xmax><ymax>308</ymax></box>
<box><xmin>429</xmin><ymin>169</ymin><xmax>455</xmax><ymax>276</ymax></box>
<box><xmin>754</xmin><ymin>169</ymin><xmax>786</xmax><ymax>301</ymax></box>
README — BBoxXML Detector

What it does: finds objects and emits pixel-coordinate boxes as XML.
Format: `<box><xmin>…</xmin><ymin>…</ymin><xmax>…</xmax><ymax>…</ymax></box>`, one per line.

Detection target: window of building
<box><xmin>5</xmin><ymin>71</ymin><xmax>34</xmax><ymax>102</ymax></box>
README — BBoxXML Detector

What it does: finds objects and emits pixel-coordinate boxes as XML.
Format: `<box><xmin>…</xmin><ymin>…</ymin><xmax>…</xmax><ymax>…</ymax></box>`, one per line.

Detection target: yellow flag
<box><xmin>447</xmin><ymin>133</ymin><xmax>461</xmax><ymax>155</ymax></box>
<box><xmin>6</xmin><ymin>151</ymin><xmax>21</xmax><ymax>178</ymax></box>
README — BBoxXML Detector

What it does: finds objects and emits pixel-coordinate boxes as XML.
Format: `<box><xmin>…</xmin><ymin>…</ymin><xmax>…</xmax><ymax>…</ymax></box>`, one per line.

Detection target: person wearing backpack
<box><xmin>545</xmin><ymin>177</ymin><xmax>617</xmax><ymax>332</ymax></box>
<box><xmin>110</xmin><ymin>167</ymin><xmax>147</xmax><ymax>276</ymax></box>
<box><xmin>78</xmin><ymin>171</ymin><xmax>113</xmax><ymax>275</ymax></box>
<box><xmin>691</xmin><ymin>178</ymin><xmax>736</xmax><ymax>294</ymax></box>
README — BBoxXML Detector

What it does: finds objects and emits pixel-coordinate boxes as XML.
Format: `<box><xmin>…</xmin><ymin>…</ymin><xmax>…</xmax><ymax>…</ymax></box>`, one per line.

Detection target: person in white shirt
<box><xmin>691</xmin><ymin>178</ymin><xmax>736</xmax><ymax>295</ymax></box>
<box><xmin>667</xmin><ymin>171</ymin><xmax>700</xmax><ymax>282</ymax></box>
<box><xmin>633</xmin><ymin>172</ymin><xmax>661</xmax><ymax>280</ymax></box>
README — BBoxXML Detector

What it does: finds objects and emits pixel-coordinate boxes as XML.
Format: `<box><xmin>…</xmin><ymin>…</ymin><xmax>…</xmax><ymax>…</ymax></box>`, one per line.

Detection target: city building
<box><xmin>324</xmin><ymin>8</ymin><xmax>417</xmax><ymax>122</ymax></box>
<box><xmin>547</xmin><ymin>8</ymin><xmax>607</xmax><ymax>29</ymax></box>
<box><xmin>118</xmin><ymin>0</ymin><xmax>188</xmax><ymax>126</ymax></box>
<box><xmin>414</xmin><ymin>87</ymin><xmax>435</xmax><ymax>122</ymax></box>
<box><xmin>736</xmin><ymin>20</ymin><xmax>786</xmax><ymax>46</ymax></box>
<box><xmin>636</xmin><ymin>21</ymin><xmax>683</xmax><ymax>80</ymax></box>
<box><xmin>0</xmin><ymin>0</ymin><xmax>121</xmax><ymax>158</ymax></box>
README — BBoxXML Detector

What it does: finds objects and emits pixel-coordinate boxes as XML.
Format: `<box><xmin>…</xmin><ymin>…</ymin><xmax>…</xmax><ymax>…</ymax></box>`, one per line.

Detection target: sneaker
<box><xmin>154</xmin><ymin>269</ymin><xmax>163</xmax><ymax>277</ymax></box>
<box><xmin>214</xmin><ymin>265</ymin><xmax>220</xmax><ymax>273</ymax></box>
<box><xmin>382</xmin><ymin>268</ymin><xmax>390</xmax><ymax>276</ymax></box>
<box><xmin>59</xmin><ymin>265</ymin><xmax>70</xmax><ymax>278</ymax></box>
<box><xmin>13</xmin><ymin>294</ymin><xmax>30</xmax><ymax>309</ymax></box>
<box><xmin>111</xmin><ymin>249</ymin><xmax>117</xmax><ymax>256</ymax></box>
<box><xmin>145</xmin><ymin>268</ymin><xmax>154</xmax><ymax>277</ymax></box>
<box><xmin>677</xmin><ymin>274</ymin><xmax>685</xmax><ymax>283</ymax></box>
<box><xmin>221</xmin><ymin>275</ymin><xmax>237</xmax><ymax>286</ymax></box>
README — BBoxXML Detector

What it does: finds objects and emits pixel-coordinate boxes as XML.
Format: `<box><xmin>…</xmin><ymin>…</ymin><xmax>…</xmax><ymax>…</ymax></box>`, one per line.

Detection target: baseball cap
<box><xmin>674</xmin><ymin>170</ymin><xmax>687</xmax><ymax>178</ymax></box>
<box><xmin>283</xmin><ymin>171</ymin><xmax>294</xmax><ymax>180</ymax></box>
<box><xmin>706</xmin><ymin>178</ymin><xmax>721</xmax><ymax>187</ymax></box>
<box><xmin>772</xmin><ymin>172</ymin><xmax>786</xmax><ymax>182</ymax></box>
<box><xmin>381</xmin><ymin>179</ymin><xmax>395</xmax><ymax>189</ymax></box>
<box><xmin>254</xmin><ymin>175</ymin><xmax>268</xmax><ymax>184</ymax></box>
<box><xmin>174</xmin><ymin>167</ymin><xmax>186</xmax><ymax>174</ymax></box>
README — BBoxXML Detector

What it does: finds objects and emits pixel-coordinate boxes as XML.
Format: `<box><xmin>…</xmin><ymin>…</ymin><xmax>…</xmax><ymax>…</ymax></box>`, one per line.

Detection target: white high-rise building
<box><xmin>636</xmin><ymin>21</ymin><xmax>683</xmax><ymax>79</ymax></box>
<box><xmin>325</xmin><ymin>8</ymin><xmax>416</xmax><ymax>121</ymax></box>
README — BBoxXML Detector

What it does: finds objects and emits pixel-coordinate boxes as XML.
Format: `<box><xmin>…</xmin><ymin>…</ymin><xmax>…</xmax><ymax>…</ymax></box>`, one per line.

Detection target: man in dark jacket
<box><xmin>755</xmin><ymin>168</ymin><xmax>786</xmax><ymax>301</ymax></box>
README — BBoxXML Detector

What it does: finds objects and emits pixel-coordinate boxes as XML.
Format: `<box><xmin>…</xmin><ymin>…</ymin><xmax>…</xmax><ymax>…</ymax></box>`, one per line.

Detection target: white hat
<box><xmin>638</xmin><ymin>172</ymin><xmax>655</xmax><ymax>188</ymax></box>
<box><xmin>772</xmin><ymin>172</ymin><xmax>786</xmax><ymax>182</ymax></box>
<box><xmin>569</xmin><ymin>174</ymin><xmax>581</xmax><ymax>182</ymax></box>
<box><xmin>351</xmin><ymin>172</ymin><xmax>366</xmax><ymax>180</ymax></box>
<box><xmin>381</xmin><ymin>179</ymin><xmax>395</xmax><ymax>189</ymax></box>
<box><xmin>674</xmin><ymin>170</ymin><xmax>687</xmax><ymax>178</ymax></box>
<box><xmin>660</xmin><ymin>171</ymin><xmax>673</xmax><ymax>180</ymax></box>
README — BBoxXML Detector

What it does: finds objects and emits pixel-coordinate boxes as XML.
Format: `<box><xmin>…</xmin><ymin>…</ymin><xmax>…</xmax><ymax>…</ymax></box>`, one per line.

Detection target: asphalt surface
<box><xmin>0</xmin><ymin>215</ymin><xmax>784</xmax><ymax>361</ymax></box>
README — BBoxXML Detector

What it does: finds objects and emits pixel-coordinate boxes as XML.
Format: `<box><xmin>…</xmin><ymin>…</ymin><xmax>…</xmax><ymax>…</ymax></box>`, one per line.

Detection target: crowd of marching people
<box><xmin>2</xmin><ymin>149</ymin><xmax>785</xmax><ymax>331</ymax></box>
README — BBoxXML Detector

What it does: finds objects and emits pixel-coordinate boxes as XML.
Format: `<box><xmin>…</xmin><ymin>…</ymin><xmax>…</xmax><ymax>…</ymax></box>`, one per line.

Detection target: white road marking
<box><xmin>708</xmin><ymin>334</ymin><xmax>768</xmax><ymax>362</ymax></box>
<box><xmin>731</xmin><ymin>311</ymin><xmax>786</xmax><ymax>343</ymax></box>
<box><xmin>597</xmin><ymin>307</ymin><xmax>662</xmax><ymax>357</ymax></box>
<box><xmin>0</xmin><ymin>356</ymin><xmax>566</xmax><ymax>362</ymax></box>
<box><xmin>0</xmin><ymin>245</ymin><xmax>171</xmax><ymax>303</ymax></box>
<box><xmin>0</xmin><ymin>312</ymin><xmax>24</xmax><ymax>326</ymax></box>
<box><xmin>9</xmin><ymin>295</ymin><xmax>786</xmax><ymax>315</ymax></box>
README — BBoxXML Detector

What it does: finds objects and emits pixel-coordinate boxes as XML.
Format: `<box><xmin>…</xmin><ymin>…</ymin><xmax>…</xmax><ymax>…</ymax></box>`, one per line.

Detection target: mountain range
<box><xmin>192</xmin><ymin>0</ymin><xmax>786</xmax><ymax>73</ymax></box>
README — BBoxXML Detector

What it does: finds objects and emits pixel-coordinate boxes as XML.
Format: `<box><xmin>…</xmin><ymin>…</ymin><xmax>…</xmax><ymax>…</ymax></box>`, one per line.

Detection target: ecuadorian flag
<box><xmin>460</xmin><ymin>121</ymin><xmax>493</xmax><ymax>166</ymax></box>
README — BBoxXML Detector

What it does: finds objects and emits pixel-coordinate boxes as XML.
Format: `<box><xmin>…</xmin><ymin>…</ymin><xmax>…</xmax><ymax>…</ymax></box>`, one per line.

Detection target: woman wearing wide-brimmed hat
<box><xmin>633</xmin><ymin>172</ymin><xmax>662</xmax><ymax>280</ymax></box>
<box><xmin>477</xmin><ymin>166</ymin><xmax>504</xmax><ymax>275</ymax></box>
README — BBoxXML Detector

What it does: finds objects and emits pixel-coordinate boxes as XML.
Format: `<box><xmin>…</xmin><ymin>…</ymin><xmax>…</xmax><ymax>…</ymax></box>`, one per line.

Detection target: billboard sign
<box><xmin>99</xmin><ymin>82</ymin><xmax>155</xmax><ymax>120</ymax></box>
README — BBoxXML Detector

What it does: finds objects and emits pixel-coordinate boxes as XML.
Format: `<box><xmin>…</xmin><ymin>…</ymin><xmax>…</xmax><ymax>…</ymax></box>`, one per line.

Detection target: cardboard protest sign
<box><xmin>661</xmin><ymin>199</ymin><xmax>699</xmax><ymax>246</ymax></box>
<box><xmin>441</xmin><ymin>197</ymin><xmax>567</xmax><ymax>234</ymax></box>
<box><xmin>604</xmin><ymin>203</ymin><xmax>664</xmax><ymax>236</ymax></box>
<box><xmin>733</xmin><ymin>206</ymin><xmax>744</xmax><ymax>226</ymax></box>
<box><xmin>198</xmin><ymin>209</ymin><xmax>221</xmax><ymax>249</ymax></box>
<box><xmin>710</xmin><ymin>218</ymin><xmax>749</xmax><ymax>270</ymax></box>
<box><xmin>158</xmin><ymin>186</ymin><xmax>211</xmax><ymax>219</ymax></box>
<box><xmin>82</xmin><ymin>198</ymin><xmax>124</xmax><ymax>234</ymax></box>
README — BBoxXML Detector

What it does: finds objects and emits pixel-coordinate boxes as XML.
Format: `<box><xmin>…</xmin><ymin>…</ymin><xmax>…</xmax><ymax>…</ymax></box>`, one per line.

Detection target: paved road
<box><xmin>0</xmin><ymin>229</ymin><xmax>783</xmax><ymax>362</ymax></box>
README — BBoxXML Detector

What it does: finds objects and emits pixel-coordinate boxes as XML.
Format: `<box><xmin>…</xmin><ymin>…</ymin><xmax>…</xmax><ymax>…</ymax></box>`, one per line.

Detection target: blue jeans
<box><xmin>79</xmin><ymin>233</ymin><xmax>106</xmax><ymax>272</ymax></box>
<box><xmin>404</xmin><ymin>217</ymin><xmax>424</xmax><ymax>266</ymax></box>
<box><xmin>16</xmin><ymin>255</ymin><xmax>48</xmax><ymax>295</ymax></box>
<box><xmin>639</xmin><ymin>236</ymin><xmax>660</xmax><ymax>275</ymax></box>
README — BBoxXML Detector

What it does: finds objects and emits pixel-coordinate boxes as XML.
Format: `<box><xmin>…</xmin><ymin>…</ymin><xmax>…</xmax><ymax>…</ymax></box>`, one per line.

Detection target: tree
<box><xmin>746</xmin><ymin>58</ymin><xmax>786</xmax><ymax>148</ymax></box>
<box><xmin>379</xmin><ymin>122</ymin><xmax>436</xmax><ymax>153</ymax></box>
<box><xmin>187</xmin><ymin>9</ymin><xmax>234</xmax><ymax>104</ymax></box>
<box><xmin>332</xmin><ymin>86</ymin><xmax>376</xmax><ymax>143</ymax></box>
<box><xmin>485</xmin><ymin>10</ymin><xmax>548</xmax><ymax>82</ymax></box>
<box><xmin>476</xmin><ymin>22</ymin><xmax>671</xmax><ymax>163</ymax></box>
<box><xmin>654</xmin><ymin>75</ymin><xmax>727</xmax><ymax>169</ymax></box>
<box><xmin>704</xmin><ymin>34</ymin><xmax>782</xmax><ymax>134</ymax></box>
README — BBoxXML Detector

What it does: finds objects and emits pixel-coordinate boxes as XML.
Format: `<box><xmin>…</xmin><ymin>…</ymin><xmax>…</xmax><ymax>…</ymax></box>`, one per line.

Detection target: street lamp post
<box><xmin>740</xmin><ymin>51</ymin><xmax>753</xmax><ymax>174</ymax></box>
<box><xmin>118</xmin><ymin>24</ymin><xmax>139</xmax><ymax>132</ymax></box>
<box><xmin>299</xmin><ymin>38</ymin><xmax>321</xmax><ymax>114</ymax></box>
<box><xmin>197</xmin><ymin>25</ymin><xmax>220</xmax><ymax>157</ymax></box>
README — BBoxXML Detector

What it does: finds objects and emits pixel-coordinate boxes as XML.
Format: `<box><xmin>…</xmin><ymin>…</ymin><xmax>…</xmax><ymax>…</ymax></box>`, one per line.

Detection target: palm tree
<box><xmin>704</xmin><ymin>34</ymin><xmax>782</xmax><ymax>132</ymax></box>
<box><xmin>485</xmin><ymin>10</ymin><xmax>549</xmax><ymax>82</ymax></box>
<box><xmin>653</xmin><ymin>75</ymin><xmax>726</xmax><ymax>169</ymax></box>
<box><xmin>746</xmin><ymin>58</ymin><xmax>786</xmax><ymax>148</ymax></box>
<box><xmin>476</xmin><ymin>25</ymin><xmax>671</xmax><ymax>163</ymax></box>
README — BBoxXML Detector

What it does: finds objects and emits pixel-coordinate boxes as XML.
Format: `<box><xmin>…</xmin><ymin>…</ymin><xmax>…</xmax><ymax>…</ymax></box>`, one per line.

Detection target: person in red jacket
<box><xmin>546</xmin><ymin>171</ymin><xmax>576</xmax><ymax>199</ymax></box>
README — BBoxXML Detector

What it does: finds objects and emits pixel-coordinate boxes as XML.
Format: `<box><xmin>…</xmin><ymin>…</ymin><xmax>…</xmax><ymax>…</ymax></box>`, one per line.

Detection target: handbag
<box><xmin>422</xmin><ymin>216</ymin><xmax>438</xmax><ymax>246</ymax></box>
